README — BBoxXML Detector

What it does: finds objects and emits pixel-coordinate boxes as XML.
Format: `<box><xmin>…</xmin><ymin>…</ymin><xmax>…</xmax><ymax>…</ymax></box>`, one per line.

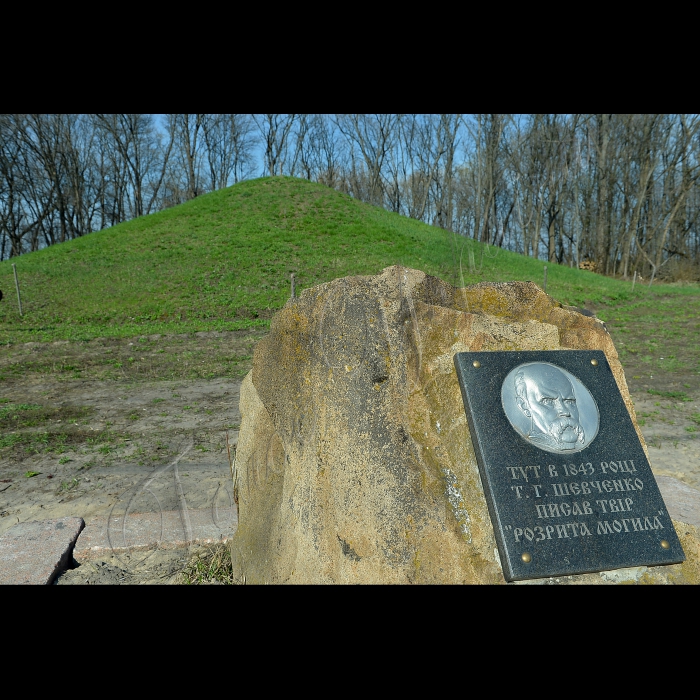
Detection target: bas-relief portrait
<box><xmin>501</xmin><ymin>362</ymin><xmax>599</xmax><ymax>454</ymax></box>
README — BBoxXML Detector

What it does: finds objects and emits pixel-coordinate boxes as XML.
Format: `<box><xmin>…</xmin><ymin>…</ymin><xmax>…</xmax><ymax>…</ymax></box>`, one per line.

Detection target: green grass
<box><xmin>0</xmin><ymin>434</ymin><xmax>24</xmax><ymax>449</ymax></box>
<box><xmin>0</xmin><ymin>403</ymin><xmax>94</xmax><ymax>429</ymax></box>
<box><xmin>2</xmin><ymin>176</ymin><xmax>687</xmax><ymax>345</ymax></box>
<box><xmin>608</xmin><ymin>290</ymin><xmax>700</xmax><ymax>383</ymax></box>
<box><xmin>647</xmin><ymin>389</ymin><xmax>692</xmax><ymax>401</ymax></box>
<box><xmin>0</xmin><ymin>403</ymin><xmax>42</xmax><ymax>420</ymax></box>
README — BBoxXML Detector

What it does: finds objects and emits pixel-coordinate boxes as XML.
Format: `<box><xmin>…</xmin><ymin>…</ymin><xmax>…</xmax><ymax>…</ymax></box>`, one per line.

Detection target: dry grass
<box><xmin>180</xmin><ymin>542</ymin><xmax>238</xmax><ymax>585</ymax></box>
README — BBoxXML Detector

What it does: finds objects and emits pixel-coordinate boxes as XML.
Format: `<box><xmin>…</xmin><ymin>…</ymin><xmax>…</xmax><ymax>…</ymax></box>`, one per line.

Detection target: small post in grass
<box><xmin>632</xmin><ymin>270</ymin><xmax>637</xmax><ymax>291</ymax></box>
<box><xmin>290</xmin><ymin>273</ymin><xmax>296</xmax><ymax>299</ymax></box>
<box><xmin>12</xmin><ymin>263</ymin><xmax>22</xmax><ymax>316</ymax></box>
<box><xmin>543</xmin><ymin>265</ymin><xmax>548</xmax><ymax>293</ymax></box>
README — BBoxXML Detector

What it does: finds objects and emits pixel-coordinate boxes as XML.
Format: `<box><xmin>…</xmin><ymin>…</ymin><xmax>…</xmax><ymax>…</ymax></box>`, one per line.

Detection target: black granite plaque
<box><xmin>453</xmin><ymin>350</ymin><xmax>685</xmax><ymax>582</ymax></box>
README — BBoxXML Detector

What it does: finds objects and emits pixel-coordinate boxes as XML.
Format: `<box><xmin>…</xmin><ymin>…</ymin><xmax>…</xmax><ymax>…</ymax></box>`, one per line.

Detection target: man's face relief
<box><xmin>517</xmin><ymin>366</ymin><xmax>584</xmax><ymax>448</ymax></box>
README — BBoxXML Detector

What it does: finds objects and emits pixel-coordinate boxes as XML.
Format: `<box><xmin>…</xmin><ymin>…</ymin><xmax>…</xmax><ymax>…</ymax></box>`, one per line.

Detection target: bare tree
<box><xmin>1</xmin><ymin>114</ymin><xmax>101</xmax><ymax>255</ymax></box>
<box><xmin>335</xmin><ymin>114</ymin><xmax>400</xmax><ymax>208</ymax></box>
<box><xmin>613</xmin><ymin>114</ymin><xmax>660</xmax><ymax>278</ymax></box>
<box><xmin>0</xmin><ymin>115</ymin><xmax>55</xmax><ymax>257</ymax></box>
<box><xmin>314</xmin><ymin>116</ymin><xmax>345</xmax><ymax>190</ymax></box>
<box><xmin>166</xmin><ymin>114</ymin><xmax>206</xmax><ymax>200</ymax></box>
<box><xmin>458</xmin><ymin>115</ymin><xmax>512</xmax><ymax>244</ymax></box>
<box><xmin>201</xmin><ymin>114</ymin><xmax>255</xmax><ymax>190</ymax></box>
<box><xmin>252</xmin><ymin>114</ymin><xmax>298</xmax><ymax>177</ymax></box>
<box><xmin>645</xmin><ymin>115</ymin><xmax>700</xmax><ymax>282</ymax></box>
<box><xmin>93</xmin><ymin>114</ymin><xmax>169</xmax><ymax>218</ymax></box>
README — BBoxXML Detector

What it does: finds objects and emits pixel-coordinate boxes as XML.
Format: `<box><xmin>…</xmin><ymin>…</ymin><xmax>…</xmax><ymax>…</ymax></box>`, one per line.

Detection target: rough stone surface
<box><xmin>230</xmin><ymin>266</ymin><xmax>700</xmax><ymax>584</ymax></box>
<box><xmin>73</xmin><ymin>505</ymin><xmax>238</xmax><ymax>563</ymax></box>
<box><xmin>0</xmin><ymin>517</ymin><xmax>84</xmax><ymax>585</ymax></box>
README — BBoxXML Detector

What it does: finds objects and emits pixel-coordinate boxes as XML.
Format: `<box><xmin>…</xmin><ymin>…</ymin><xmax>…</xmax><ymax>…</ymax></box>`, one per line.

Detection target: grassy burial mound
<box><xmin>0</xmin><ymin>176</ymin><xmax>655</xmax><ymax>345</ymax></box>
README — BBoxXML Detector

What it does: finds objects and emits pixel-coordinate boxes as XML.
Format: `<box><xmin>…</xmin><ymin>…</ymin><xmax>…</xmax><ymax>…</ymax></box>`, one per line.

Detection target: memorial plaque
<box><xmin>454</xmin><ymin>350</ymin><xmax>685</xmax><ymax>582</ymax></box>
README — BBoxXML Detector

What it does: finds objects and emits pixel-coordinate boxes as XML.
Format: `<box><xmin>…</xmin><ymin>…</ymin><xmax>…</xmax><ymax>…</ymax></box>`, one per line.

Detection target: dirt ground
<box><xmin>1</xmin><ymin>309</ymin><xmax>699</xmax><ymax>584</ymax></box>
<box><xmin>0</xmin><ymin>330</ymin><xmax>262</xmax><ymax>584</ymax></box>
<box><xmin>54</xmin><ymin>543</ymin><xmax>231</xmax><ymax>585</ymax></box>
<box><xmin>0</xmin><ymin>376</ymin><xmax>241</xmax><ymax>530</ymax></box>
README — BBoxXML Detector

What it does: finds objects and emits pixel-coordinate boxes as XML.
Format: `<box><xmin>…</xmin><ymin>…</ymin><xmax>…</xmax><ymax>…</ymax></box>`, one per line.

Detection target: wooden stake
<box><xmin>12</xmin><ymin>263</ymin><xmax>22</xmax><ymax>316</ymax></box>
<box><xmin>543</xmin><ymin>265</ymin><xmax>548</xmax><ymax>293</ymax></box>
<box><xmin>291</xmin><ymin>273</ymin><xmax>296</xmax><ymax>299</ymax></box>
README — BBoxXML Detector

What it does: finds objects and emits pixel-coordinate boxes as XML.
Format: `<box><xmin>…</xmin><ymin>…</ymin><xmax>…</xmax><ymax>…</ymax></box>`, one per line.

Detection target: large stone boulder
<box><xmin>230</xmin><ymin>266</ymin><xmax>700</xmax><ymax>584</ymax></box>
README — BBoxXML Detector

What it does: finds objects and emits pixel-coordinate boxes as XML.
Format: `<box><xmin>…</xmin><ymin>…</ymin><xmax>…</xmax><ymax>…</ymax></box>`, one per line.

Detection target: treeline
<box><xmin>2</xmin><ymin>114</ymin><xmax>699</xmax><ymax>281</ymax></box>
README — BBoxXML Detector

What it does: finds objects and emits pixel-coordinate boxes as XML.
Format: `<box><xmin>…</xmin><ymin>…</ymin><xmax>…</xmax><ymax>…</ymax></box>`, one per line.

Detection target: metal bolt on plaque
<box><xmin>454</xmin><ymin>350</ymin><xmax>685</xmax><ymax>582</ymax></box>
